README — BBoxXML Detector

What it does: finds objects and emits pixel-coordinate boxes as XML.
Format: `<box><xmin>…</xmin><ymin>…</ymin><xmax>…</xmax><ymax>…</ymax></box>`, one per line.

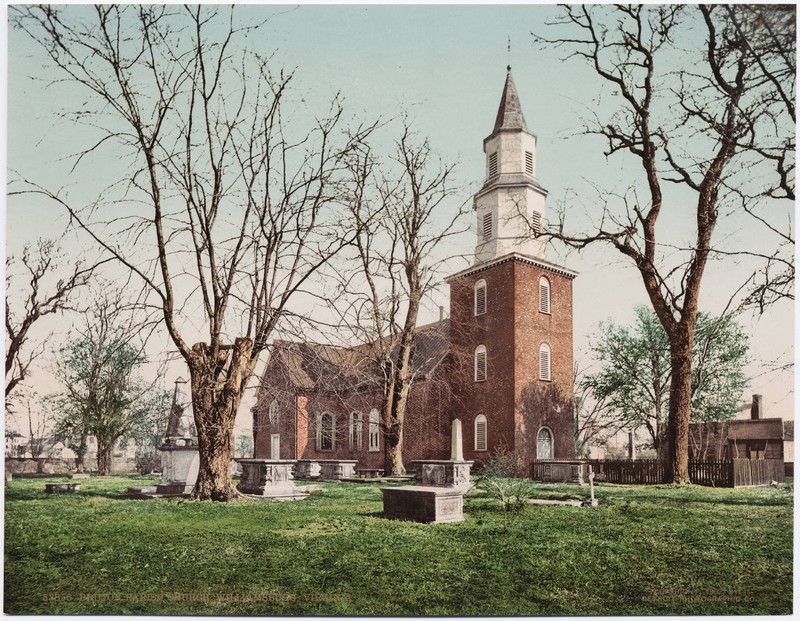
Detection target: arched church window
<box><xmin>475</xmin><ymin>345</ymin><xmax>487</xmax><ymax>382</ymax></box>
<box><xmin>317</xmin><ymin>412</ymin><xmax>335</xmax><ymax>451</ymax></box>
<box><xmin>539</xmin><ymin>277</ymin><xmax>551</xmax><ymax>314</ymax></box>
<box><xmin>349</xmin><ymin>411</ymin><xmax>363</xmax><ymax>451</ymax></box>
<box><xmin>474</xmin><ymin>279</ymin><xmax>487</xmax><ymax>316</ymax></box>
<box><xmin>475</xmin><ymin>415</ymin><xmax>488</xmax><ymax>452</ymax></box>
<box><xmin>537</xmin><ymin>427</ymin><xmax>553</xmax><ymax>460</ymax></box>
<box><xmin>269</xmin><ymin>399</ymin><xmax>280</xmax><ymax>425</ymax></box>
<box><xmin>539</xmin><ymin>343</ymin><xmax>551</xmax><ymax>381</ymax></box>
<box><xmin>368</xmin><ymin>409</ymin><xmax>380</xmax><ymax>452</ymax></box>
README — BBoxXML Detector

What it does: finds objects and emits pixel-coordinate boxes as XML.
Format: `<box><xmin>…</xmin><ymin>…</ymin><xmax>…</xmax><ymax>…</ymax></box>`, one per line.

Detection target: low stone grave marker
<box><xmin>316</xmin><ymin>460</ymin><xmax>358</xmax><ymax>482</ymax></box>
<box><xmin>381</xmin><ymin>419</ymin><xmax>473</xmax><ymax>523</ymax></box>
<box><xmin>235</xmin><ymin>458</ymin><xmax>309</xmax><ymax>500</ymax></box>
<box><xmin>355</xmin><ymin>468</ymin><xmax>384</xmax><ymax>479</ymax></box>
<box><xmin>382</xmin><ymin>486</ymin><xmax>465</xmax><ymax>523</ymax></box>
<box><xmin>294</xmin><ymin>460</ymin><xmax>321</xmax><ymax>480</ymax></box>
<box><xmin>45</xmin><ymin>483</ymin><xmax>80</xmax><ymax>494</ymax></box>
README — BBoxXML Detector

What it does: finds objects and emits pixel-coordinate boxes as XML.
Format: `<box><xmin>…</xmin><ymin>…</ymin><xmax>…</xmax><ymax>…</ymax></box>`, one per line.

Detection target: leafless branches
<box><xmin>573</xmin><ymin>363</ymin><xmax>619</xmax><ymax>458</ymax></box>
<box><xmin>532</xmin><ymin>5</ymin><xmax>794</xmax><ymax>482</ymax></box>
<box><xmin>10</xmin><ymin>5</ymin><xmax>379</xmax><ymax>499</ymax></box>
<box><xmin>5</xmin><ymin>239</ymin><xmax>100</xmax><ymax>405</ymax></box>
<box><xmin>328</xmin><ymin>119</ymin><xmax>468</xmax><ymax>473</ymax></box>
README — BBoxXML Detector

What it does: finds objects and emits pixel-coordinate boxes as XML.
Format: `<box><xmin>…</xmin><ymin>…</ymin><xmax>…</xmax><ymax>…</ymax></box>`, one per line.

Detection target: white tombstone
<box><xmin>451</xmin><ymin>419</ymin><xmax>464</xmax><ymax>461</ymax></box>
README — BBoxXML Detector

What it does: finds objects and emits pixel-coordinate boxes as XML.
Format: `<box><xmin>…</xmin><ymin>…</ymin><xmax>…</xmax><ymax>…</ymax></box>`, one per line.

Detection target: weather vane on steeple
<box><xmin>507</xmin><ymin>36</ymin><xmax>512</xmax><ymax>71</ymax></box>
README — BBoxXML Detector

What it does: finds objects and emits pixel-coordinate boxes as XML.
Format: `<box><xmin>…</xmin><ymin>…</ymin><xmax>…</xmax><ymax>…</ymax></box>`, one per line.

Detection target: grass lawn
<box><xmin>4</xmin><ymin>474</ymin><xmax>793</xmax><ymax>615</ymax></box>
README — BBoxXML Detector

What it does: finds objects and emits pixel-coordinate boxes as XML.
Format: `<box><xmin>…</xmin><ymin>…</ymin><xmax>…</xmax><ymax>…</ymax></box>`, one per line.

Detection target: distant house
<box><xmin>689</xmin><ymin>395</ymin><xmax>785</xmax><ymax>461</ymax></box>
<box><xmin>689</xmin><ymin>395</ymin><xmax>785</xmax><ymax>486</ymax></box>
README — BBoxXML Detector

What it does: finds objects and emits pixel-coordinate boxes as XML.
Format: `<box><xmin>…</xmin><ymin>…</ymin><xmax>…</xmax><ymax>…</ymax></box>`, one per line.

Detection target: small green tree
<box><xmin>125</xmin><ymin>389</ymin><xmax>171</xmax><ymax>474</ymax></box>
<box><xmin>52</xmin><ymin>297</ymin><xmax>166</xmax><ymax>475</ymax></box>
<box><xmin>234</xmin><ymin>435</ymin><xmax>254</xmax><ymax>459</ymax></box>
<box><xmin>50</xmin><ymin>396</ymin><xmax>91</xmax><ymax>472</ymax></box>
<box><xmin>475</xmin><ymin>451</ymin><xmax>533</xmax><ymax>512</ymax></box>
<box><xmin>586</xmin><ymin>306</ymin><xmax>749</xmax><ymax>455</ymax></box>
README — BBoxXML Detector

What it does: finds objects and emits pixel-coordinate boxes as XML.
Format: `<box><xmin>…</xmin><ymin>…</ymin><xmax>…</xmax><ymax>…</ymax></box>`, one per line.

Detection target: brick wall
<box><xmin>254</xmin><ymin>374</ymin><xmax>450</xmax><ymax>471</ymax></box>
<box><xmin>447</xmin><ymin>261</ymin><xmax>518</xmax><ymax>465</ymax></box>
<box><xmin>446</xmin><ymin>256</ymin><xmax>576</xmax><ymax>469</ymax></box>
<box><xmin>512</xmin><ymin>260</ymin><xmax>575</xmax><ymax>466</ymax></box>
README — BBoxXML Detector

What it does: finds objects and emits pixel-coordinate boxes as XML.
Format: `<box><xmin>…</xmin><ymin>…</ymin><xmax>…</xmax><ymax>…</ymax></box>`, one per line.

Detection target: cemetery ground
<box><xmin>4</xmin><ymin>475</ymin><xmax>792</xmax><ymax>616</ymax></box>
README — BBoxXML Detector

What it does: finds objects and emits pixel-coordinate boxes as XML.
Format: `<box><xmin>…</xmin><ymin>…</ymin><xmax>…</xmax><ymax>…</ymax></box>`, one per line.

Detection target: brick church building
<box><xmin>253</xmin><ymin>68</ymin><xmax>577</xmax><ymax>472</ymax></box>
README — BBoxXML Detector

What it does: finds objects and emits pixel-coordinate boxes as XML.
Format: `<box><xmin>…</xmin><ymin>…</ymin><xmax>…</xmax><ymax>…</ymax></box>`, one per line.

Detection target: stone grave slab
<box><xmin>45</xmin><ymin>483</ymin><xmax>80</xmax><ymax>493</ymax></box>
<box><xmin>316</xmin><ymin>460</ymin><xmax>358</xmax><ymax>482</ymax></box>
<box><xmin>236</xmin><ymin>459</ymin><xmax>308</xmax><ymax>500</ymax></box>
<box><xmin>381</xmin><ymin>485</ymin><xmax>465</xmax><ymax>523</ymax></box>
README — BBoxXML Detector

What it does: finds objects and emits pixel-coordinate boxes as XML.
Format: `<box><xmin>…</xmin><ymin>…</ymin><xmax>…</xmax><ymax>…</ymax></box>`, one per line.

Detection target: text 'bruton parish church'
<box><xmin>253</xmin><ymin>67</ymin><xmax>578</xmax><ymax>471</ymax></box>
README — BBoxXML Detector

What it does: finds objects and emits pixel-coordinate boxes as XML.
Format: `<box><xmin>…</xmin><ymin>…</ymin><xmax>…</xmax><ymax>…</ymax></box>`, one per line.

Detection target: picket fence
<box><xmin>532</xmin><ymin>458</ymin><xmax>783</xmax><ymax>488</ymax></box>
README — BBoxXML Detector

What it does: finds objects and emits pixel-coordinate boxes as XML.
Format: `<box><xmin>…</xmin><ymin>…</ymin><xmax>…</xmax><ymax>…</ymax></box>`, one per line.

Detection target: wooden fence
<box><xmin>688</xmin><ymin>461</ymin><xmax>732</xmax><ymax>487</ymax></box>
<box><xmin>732</xmin><ymin>459</ymin><xmax>784</xmax><ymax>487</ymax></box>
<box><xmin>533</xmin><ymin>458</ymin><xmax>784</xmax><ymax>488</ymax></box>
<box><xmin>591</xmin><ymin>459</ymin><xmax>665</xmax><ymax>485</ymax></box>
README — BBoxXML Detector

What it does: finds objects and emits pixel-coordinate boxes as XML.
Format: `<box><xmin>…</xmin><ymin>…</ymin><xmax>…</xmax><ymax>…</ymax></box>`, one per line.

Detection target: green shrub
<box><xmin>475</xmin><ymin>476</ymin><xmax>533</xmax><ymax>511</ymax></box>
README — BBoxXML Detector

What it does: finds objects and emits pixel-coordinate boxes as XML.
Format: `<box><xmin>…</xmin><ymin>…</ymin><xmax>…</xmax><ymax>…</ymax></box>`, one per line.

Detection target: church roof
<box><xmin>264</xmin><ymin>319</ymin><xmax>451</xmax><ymax>394</ymax></box>
<box><xmin>492</xmin><ymin>67</ymin><xmax>528</xmax><ymax>133</ymax></box>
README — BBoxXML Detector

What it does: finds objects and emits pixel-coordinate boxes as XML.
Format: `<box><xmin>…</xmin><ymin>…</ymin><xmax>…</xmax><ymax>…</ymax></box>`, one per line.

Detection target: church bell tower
<box><xmin>447</xmin><ymin>67</ymin><xmax>577</xmax><ymax>470</ymax></box>
<box><xmin>473</xmin><ymin>66</ymin><xmax>548</xmax><ymax>264</ymax></box>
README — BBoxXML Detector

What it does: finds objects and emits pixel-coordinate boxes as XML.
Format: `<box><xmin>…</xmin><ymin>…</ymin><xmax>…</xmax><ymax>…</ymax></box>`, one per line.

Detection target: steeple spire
<box><xmin>492</xmin><ymin>67</ymin><xmax>528</xmax><ymax>133</ymax></box>
<box><xmin>473</xmin><ymin>67</ymin><xmax>546</xmax><ymax>265</ymax></box>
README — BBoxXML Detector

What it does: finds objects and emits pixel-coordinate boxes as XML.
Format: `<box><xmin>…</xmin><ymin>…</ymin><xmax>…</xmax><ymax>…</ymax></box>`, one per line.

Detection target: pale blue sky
<box><xmin>5</xmin><ymin>4</ymin><xmax>794</xmax><ymax>428</ymax></box>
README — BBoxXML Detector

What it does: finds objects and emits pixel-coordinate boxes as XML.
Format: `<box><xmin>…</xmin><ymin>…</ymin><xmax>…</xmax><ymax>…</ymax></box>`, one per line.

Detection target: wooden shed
<box><xmin>689</xmin><ymin>417</ymin><xmax>785</xmax><ymax>486</ymax></box>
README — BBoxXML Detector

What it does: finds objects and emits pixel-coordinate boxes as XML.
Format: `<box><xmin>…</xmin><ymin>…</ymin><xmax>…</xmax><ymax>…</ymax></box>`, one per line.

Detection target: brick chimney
<box><xmin>750</xmin><ymin>394</ymin><xmax>764</xmax><ymax>420</ymax></box>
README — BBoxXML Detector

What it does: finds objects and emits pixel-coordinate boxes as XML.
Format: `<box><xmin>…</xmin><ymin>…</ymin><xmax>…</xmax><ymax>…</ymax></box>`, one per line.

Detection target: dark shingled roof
<box><xmin>493</xmin><ymin>68</ymin><xmax>528</xmax><ymax>133</ymax></box>
<box><xmin>726</xmin><ymin>418</ymin><xmax>785</xmax><ymax>441</ymax></box>
<box><xmin>266</xmin><ymin>319</ymin><xmax>450</xmax><ymax>392</ymax></box>
<box><xmin>783</xmin><ymin>420</ymin><xmax>794</xmax><ymax>441</ymax></box>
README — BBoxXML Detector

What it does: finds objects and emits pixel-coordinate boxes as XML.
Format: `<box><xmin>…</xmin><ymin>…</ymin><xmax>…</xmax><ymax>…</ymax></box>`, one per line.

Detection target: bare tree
<box><xmin>334</xmin><ymin>122</ymin><xmax>467</xmax><ymax>475</ymax></box>
<box><xmin>533</xmin><ymin>5</ymin><xmax>794</xmax><ymax>482</ymax></box>
<box><xmin>20</xmin><ymin>390</ymin><xmax>51</xmax><ymax>463</ymax></box>
<box><xmin>722</xmin><ymin>4</ymin><xmax>796</xmax><ymax>312</ymax></box>
<box><xmin>572</xmin><ymin>363</ymin><xmax>618</xmax><ymax>459</ymax></box>
<box><xmin>12</xmin><ymin>6</ymin><xmax>377</xmax><ymax>499</ymax></box>
<box><xmin>5</xmin><ymin>239</ymin><xmax>97</xmax><ymax>406</ymax></box>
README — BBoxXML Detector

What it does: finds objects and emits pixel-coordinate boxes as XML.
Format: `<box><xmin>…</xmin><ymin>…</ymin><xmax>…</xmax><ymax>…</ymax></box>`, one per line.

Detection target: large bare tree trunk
<box><xmin>666</xmin><ymin>334</ymin><xmax>693</xmax><ymax>483</ymax></box>
<box><xmin>383</xmin><ymin>419</ymin><xmax>404</xmax><ymax>476</ymax></box>
<box><xmin>383</xmin><ymin>288</ymin><xmax>420</xmax><ymax>476</ymax></box>
<box><xmin>384</xmin><ymin>378</ymin><xmax>411</xmax><ymax>476</ymax></box>
<box><xmin>74</xmin><ymin>431</ymin><xmax>88</xmax><ymax>474</ymax></box>
<box><xmin>188</xmin><ymin>338</ymin><xmax>253</xmax><ymax>501</ymax></box>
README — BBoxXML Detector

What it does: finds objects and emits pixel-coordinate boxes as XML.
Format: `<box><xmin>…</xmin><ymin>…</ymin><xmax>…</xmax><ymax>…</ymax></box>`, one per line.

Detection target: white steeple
<box><xmin>473</xmin><ymin>67</ymin><xmax>547</xmax><ymax>264</ymax></box>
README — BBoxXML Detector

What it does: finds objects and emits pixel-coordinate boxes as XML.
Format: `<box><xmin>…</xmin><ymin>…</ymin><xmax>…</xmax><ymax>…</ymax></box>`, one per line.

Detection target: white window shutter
<box><xmin>475</xmin><ymin>348</ymin><xmax>487</xmax><ymax>382</ymax></box>
<box><xmin>482</xmin><ymin>213</ymin><xmax>492</xmax><ymax>241</ymax></box>
<box><xmin>539</xmin><ymin>345</ymin><xmax>551</xmax><ymax>381</ymax></box>
<box><xmin>475</xmin><ymin>281</ymin><xmax>486</xmax><ymax>316</ymax></box>
<box><xmin>475</xmin><ymin>416</ymin><xmax>487</xmax><ymax>451</ymax></box>
<box><xmin>539</xmin><ymin>278</ymin><xmax>550</xmax><ymax>314</ymax></box>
